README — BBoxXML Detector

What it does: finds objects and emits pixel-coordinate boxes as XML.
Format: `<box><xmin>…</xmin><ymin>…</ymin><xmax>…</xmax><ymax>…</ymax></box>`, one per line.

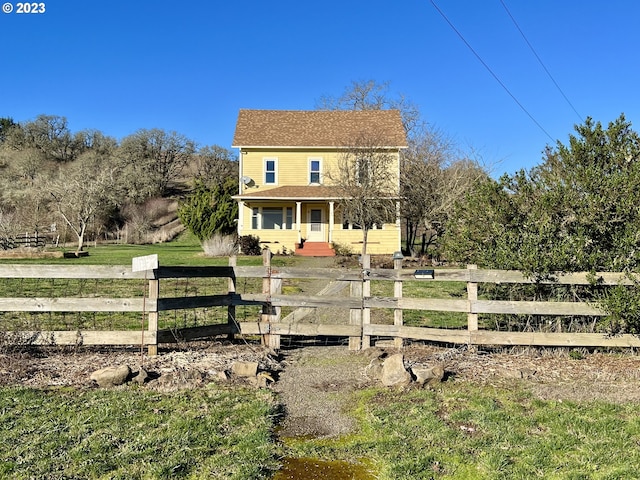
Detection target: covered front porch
<box><xmin>237</xmin><ymin>199</ymin><xmax>338</xmax><ymax>254</ymax></box>
<box><xmin>234</xmin><ymin>186</ymin><xmax>401</xmax><ymax>255</ymax></box>
<box><xmin>234</xmin><ymin>186</ymin><xmax>342</xmax><ymax>255</ymax></box>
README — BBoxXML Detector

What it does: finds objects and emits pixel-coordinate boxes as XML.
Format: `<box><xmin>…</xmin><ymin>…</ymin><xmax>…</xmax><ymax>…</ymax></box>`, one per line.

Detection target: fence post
<box><xmin>361</xmin><ymin>254</ymin><xmax>371</xmax><ymax>349</ymax></box>
<box><xmin>227</xmin><ymin>255</ymin><xmax>237</xmax><ymax>339</ymax></box>
<box><xmin>394</xmin><ymin>254</ymin><xmax>404</xmax><ymax>348</ymax></box>
<box><xmin>467</xmin><ymin>264</ymin><xmax>478</xmax><ymax>347</ymax></box>
<box><xmin>349</xmin><ymin>277</ymin><xmax>362</xmax><ymax>351</ymax></box>
<box><xmin>147</xmin><ymin>276</ymin><xmax>159</xmax><ymax>356</ymax></box>
<box><xmin>261</xmin><ymin>248</ymin><xmax>281</xmax><ymax>350</ymax></box>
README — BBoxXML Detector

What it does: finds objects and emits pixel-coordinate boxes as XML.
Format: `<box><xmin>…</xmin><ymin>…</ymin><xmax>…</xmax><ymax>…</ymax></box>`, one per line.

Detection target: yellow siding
<box><xmin>239</xmin><ymin>198</ymin><xmax>400</xmax><ymax>254</ymax></box>
<box><xmin>239</xmin><ymin>201</ymin><xmax>300</xmax><ymax>252</ymax></box>
<box><xmin>240</xmin><ymin>149</ymin><xmax>342</xmax><ymax>190</ymax></box>
<box><xmin>239</xmin><ymin>148</ymin><xmax>399</xmax><ymax>192</ymax></box>
<box><xmin>331</xmin><ymin>226</ymin><xmax>401</xmax><ymax>255</ymax></box>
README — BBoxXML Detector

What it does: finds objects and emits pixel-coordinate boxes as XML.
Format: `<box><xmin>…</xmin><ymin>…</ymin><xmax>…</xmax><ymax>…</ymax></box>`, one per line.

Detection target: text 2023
<box><xmin>16</xmin><ymin>2</ymin><xmax>45</xmax><ymax>13</ymax></box>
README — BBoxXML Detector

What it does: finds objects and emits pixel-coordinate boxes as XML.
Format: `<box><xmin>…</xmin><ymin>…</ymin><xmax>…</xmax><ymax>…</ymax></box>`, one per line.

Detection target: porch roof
<box><xmin>233</xmin><ymin>185</ymin><xmax>343</xmax><ymax>201</ymax></box>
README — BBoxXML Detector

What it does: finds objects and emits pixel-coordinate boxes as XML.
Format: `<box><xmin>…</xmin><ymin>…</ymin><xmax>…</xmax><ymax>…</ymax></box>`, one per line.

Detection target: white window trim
<box><xmin>308</xmin><ymin>157</ymin><xmax>322</xmax><ymax>185</ymax></box>
<box><xmin>264</xmin><ymin>157</ymin><xmax>278</xmax><ymax>185</ymax></box>
<box><xmin>251</xmin><ymin>207</ymin><xmax>259</xmax><ymax>229</ymax></box>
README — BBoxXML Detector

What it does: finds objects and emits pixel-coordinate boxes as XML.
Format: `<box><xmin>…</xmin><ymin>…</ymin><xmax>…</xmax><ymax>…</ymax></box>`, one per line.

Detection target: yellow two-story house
<box><xmin>232</xmin><ymin>109</ymin><xmax>407</xmax><ymax>255</ymax></box>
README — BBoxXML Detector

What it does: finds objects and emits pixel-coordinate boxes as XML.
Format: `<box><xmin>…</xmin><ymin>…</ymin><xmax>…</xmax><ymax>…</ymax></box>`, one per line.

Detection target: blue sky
<box><xmin>2</xmin><ymin>0</ymin><xmax>639</xmax><ymax>175</ymax></box>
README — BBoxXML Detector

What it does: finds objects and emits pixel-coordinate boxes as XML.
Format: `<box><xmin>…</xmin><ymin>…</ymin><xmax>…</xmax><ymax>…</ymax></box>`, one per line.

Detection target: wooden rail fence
<box><xmin>1</xmin><ymin>248</ymin><xmax>639</xmax><ymax>354</ymax></box>
<box><xmin>1</xmin><ymin>232</ymin><xmax>48</xmax><ymax>250</ymax></box>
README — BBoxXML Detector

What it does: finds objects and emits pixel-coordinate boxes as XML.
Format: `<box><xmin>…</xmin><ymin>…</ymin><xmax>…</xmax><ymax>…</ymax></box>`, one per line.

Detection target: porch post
<box><xmin>296</xmin><ymin>201</ymin><xmax>302</xmax><ymax>244</ymax></box>
<box><xmin>238</xmin><ymin>201</ymin><xmax>244</xmax><ymax>236</ymax></box>
<box><xmin>395</xmin><ymin>200</ymin><xmax>401</xmax><ymax>251</ymax></box>
<box><xmin>328</xmin><ymin>201</ymin><xmax>334</xmax><ymax>243</ymax></box>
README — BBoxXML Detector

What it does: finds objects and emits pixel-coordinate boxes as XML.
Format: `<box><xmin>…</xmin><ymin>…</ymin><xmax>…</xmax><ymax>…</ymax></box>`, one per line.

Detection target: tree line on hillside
<box><xmin>0</xmin><ymin>115</ymin><xmax>238</xmax><ymax>251</ymax></box>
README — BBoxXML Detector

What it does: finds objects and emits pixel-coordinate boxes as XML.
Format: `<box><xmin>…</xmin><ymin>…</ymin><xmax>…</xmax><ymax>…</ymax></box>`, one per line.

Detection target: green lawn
<box><xmin>371</xmin><ymin>277</ymin><xmax>468</xmax><ymax>329</ymax></box>
<box><xmin>0</xmin><ymin>236</ymin><xmax>470</xmax><ymax>331</ymax></box>
<box><xmin>0</xmin><ymin>233</ymin><xmax>268</xmax><ymax>331</ymax></box>
<box><xmin>0</xmin><ymin>232</ymin><xmax>259</xmax><ymax>266</ymax></box>
<box><xmin>284</xmin><ymin>383</ymin><xmax>640</xmax><ymax>479</ymax></box>
<box><xmin>0</xmin><ymin>386</ymin><xmax>279</xmax><ymax>480</ymax></box>
<box><xmin>3</xmin><ymin>379</ymin><xmax>639</xmax><ymax>479</ymax></box>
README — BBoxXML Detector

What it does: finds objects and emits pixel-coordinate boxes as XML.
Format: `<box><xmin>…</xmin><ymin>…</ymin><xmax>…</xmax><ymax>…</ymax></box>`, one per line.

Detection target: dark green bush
<box><xmin>239</xmin><ymin>235</ymin><xmax>262</xmax><ymax>255</ymax></box>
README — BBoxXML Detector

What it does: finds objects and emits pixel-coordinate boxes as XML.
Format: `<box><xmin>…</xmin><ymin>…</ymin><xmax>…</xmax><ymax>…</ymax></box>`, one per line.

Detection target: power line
<box><xmin>499</xmin><ymin>0</ymin><xmax>583</xmax><ymax>122</ymax></box>
<box><xmin>429</xmin><ymin>0</ymin><xmax>555</xmax><ymax>142</ymax></box>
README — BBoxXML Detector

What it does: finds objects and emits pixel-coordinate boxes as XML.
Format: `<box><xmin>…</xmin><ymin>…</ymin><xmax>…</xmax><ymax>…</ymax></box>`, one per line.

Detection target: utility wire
<box><xmin>429</xmin><ymin>0</ymin><xmax>555</xmax><ymax>142</ymax></box>
<box><xmin>499</xmin><ymin>0</ymin><xmax>583</xmax><ymax>122</ymax></box>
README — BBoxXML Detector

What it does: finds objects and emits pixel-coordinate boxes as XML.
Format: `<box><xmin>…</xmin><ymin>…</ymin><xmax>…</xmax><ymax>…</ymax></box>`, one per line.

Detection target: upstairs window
<box><xmin>264</xmin><ymin>158</ymin><xmax>277</xmax><ymax>184</ymax></box>
<box><xmin>309</xmin><ymin>158</ymin><xmax>322</xmax><ymax>184</ymax></box>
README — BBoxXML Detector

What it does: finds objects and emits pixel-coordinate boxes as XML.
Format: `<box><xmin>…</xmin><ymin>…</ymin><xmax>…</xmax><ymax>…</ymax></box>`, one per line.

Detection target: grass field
<box><xmin>0</xmin><ymin>233</ymin><xmax>267</xmax><ymax>331</ymax></box>
<box><xmin>3</xmin><ymin>380</ymin><xmax>639</xmax><ymax>479</ymax></box>
<box><xmin>0</xmin><ymin>386</ymin><xmax>279</xmax><ymax>479</ymax></box>
<box><xmin>0</xmin><ymin>233</ymin><xmax>469</xmax><ymax>331</ymax></box>
<box><xmin>284</xmin><ymin>384</ymin><xmax>640</xmax><ymax>479</ymax></box>
<box><xmin>0</xmin><ymin>232</ymin><xmax>259</xmax><ymax>266</ymax></box>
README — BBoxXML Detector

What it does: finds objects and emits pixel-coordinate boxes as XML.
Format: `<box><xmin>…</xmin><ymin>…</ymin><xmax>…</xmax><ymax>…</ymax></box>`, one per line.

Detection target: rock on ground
<box><xmin>381</xmin><ymin>353</ymin><xmax>412</xmax><ymax>387</ymax></box>
<box><xmin>90</xmin><ymin>365</ymin><xmax>131</xmax><ymax>387</ymax></box>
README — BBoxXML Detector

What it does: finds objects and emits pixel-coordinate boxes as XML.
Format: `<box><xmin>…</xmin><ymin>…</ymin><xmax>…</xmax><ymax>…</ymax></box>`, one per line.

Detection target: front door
<box><xmin>307</xmin><ymin>208</ymin><xmax>324</xmax><ymax>242</ymax></box>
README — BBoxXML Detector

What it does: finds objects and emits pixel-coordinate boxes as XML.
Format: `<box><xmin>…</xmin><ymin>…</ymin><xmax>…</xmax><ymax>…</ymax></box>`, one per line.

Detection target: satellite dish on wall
<box><xmin>241</xmin><ymin>176</ymin><xmax>253</xmax><ymax>186</ymax></box>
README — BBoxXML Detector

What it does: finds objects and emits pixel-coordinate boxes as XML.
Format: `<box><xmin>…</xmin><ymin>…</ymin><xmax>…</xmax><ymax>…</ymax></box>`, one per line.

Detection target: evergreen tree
<box><xmin>178</xmin><ymin>178</ymin><xmax>238</xmax><ymax>242</ymax></box>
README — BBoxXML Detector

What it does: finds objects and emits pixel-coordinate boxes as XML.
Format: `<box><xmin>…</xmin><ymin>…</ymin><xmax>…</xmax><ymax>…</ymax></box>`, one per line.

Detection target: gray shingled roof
<box><xmin>232</xmin><ymin>109</ymin><xmax>407</xmax><ymax>148</ymax></box>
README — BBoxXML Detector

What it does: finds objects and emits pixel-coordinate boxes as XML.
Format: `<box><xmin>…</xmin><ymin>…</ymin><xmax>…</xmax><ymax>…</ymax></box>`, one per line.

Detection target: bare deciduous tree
<box><xmin>18</xmin><ymin>115</ymin><xmax>84</xmax><ymax>162</ymax></box>
<box><xmin>0</xmin><ymin>145</ymin><xmax>52</xmax><ymax>236</ymax></box>
<box><xmin>48</xmin><ymin>151</ymin><xmax>120</xmax><ymax>252</ymax></box>
<box><xmin>0</xmin><ymin>207</ymin><xmax>17</xmax><ymax>245</ymax></box>
<box><xmin>191</xmin><ymin>145</ymin><xmax>238</xmax><ymax>186</ymax></box>
<box><xmin>316</xmin><ymin>79</ymin><xmax>423</xmax><ymax>137</ymax></box>
<box><xmin>327</xmin><ymin>133</ymin><xmax>399</xmax><ymax>255</ymax></box>
<box><xmin>402</xmin><ymin>131</ymin><xmax>488</xmax><ymax>256</ymax></box>
<box><xmin>318</xmin><ymin>80</ymin><xmax>489</xmax><ymax>257</ymax></box>
<box><xmin>0</xmin><ymin>117</ymin><xmax>17</xmax><ymax>144</ymax></box>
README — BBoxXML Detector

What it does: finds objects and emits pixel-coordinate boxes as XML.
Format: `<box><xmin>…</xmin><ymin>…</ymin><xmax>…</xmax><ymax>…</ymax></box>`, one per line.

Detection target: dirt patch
<box><xmin>0</xmin><ymin>249</ymin><xmax>63</xmax><ymax>259</ymax></box>
<box><xmin>0</xmin><ymin>343</ymin><xmax>281</xmax><ymax>391</ymax></box>
<box><xmin>401</xmin><ymin>344</ymin><xmax>640</xmax><ymax>403</ymax></box>
<box><xmin>273</xmin><ymin>346</ymin><xmax>372</xmax><ymax>438</ymax></box>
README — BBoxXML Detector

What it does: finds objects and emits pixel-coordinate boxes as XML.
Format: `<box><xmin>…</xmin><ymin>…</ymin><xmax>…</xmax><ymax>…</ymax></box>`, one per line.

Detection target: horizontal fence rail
<box><xmin>0</xmin><ymin>251</ymin><xmax>638</xmax><ymax>354</ymax></box>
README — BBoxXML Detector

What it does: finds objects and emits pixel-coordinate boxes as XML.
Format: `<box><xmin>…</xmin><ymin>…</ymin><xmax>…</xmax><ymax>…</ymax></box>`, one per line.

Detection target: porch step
<box><xmin>295</xmin><ymin>242</ymin><xmax>336</xmax><ymax>257</ymax></box>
